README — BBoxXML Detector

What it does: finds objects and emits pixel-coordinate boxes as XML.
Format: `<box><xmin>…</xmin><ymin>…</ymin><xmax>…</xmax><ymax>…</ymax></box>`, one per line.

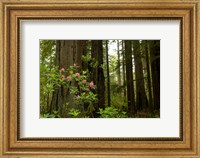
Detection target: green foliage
<box><xmin>98</xmin><ymin>106</ymin><xmax>127</xmax><ymax>118</ymax></box>
<box><xmin>40</xmin><ymin>40</ymin><xmax>56</xmax><ymax>66</ymax></box>
<box><xmin>68</xmin><ymin>108</ymin><xmax>81</xmax><ymax>118</ymax></box>
<box><xmin>111</xmin><ymin>94</ymin><xmax>127</xmax><ymax>111</ymax></box>
<box><xmin>43</xmin><ymin>64</ymin><xmax>98</xmax><ymax>118</ymax></box>
<box><xmin>81</xmin><ymin>55</ymin><xmax>98</xmax><ymax>68</ymax></box>
<box><xmin>40</xmin><ymin>110</ymin><xmax>61</xmax><ymax>118</ymax></box>
<box><xmin>63</xmin><ymin>65</ymin><xmax>97</xmax><ymax>103</ymax></box>
<box><xmin>40</xmin><ymin>113</ymin><xmax>54</xmax><ymax>118</ymax></box>
<box><xmin>40</xmin><ymin>40</ymin><xmax>57</xmax><ymax>115</ymax></box>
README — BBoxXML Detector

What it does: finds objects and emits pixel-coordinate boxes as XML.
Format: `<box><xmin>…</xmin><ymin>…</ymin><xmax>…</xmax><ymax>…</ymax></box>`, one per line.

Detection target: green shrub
<box><xmin>68</xmin><ymin>108</ymin><xmax>81</xmax><ymax>118</ymax></box>
<box><xmin>40</xmin><ymin>110</ymin><xmax>61</xmax><ymax>118</ymax></box>
<box><xmin>98</xmin><ymin>106</ymin><xmax>127</xmax><ymax>118</ymax></box>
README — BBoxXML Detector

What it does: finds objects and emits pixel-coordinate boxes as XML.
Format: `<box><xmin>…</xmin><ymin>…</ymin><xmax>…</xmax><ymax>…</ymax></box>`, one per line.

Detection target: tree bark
<box><xmin>125</xmin><ymin>40</ymin><xmax>135</xmax><ymax>115</ymax></box>
<box><xmin>144</xmin><ymin>40</ymin><xmax>153</xmax><ymax>112</ymax></box>
<box><xmin>91</xmin><ymin>40</ymin><xmax>105</xmax><ymax>112</ymax></box>
<box><xmin>50</xmin><ymin>40</ymin><xmax>85</xmax><ymax>117</ymax></box>
<box><xmin>133</xmin><ymin>40</ymin><xmax>148</xmax><ymax>111</ymax></box>
<box><xmin>117</xmin><ymin>40</ymin><xmax>121</xmax><ymax>86</ymax></box>
<box><xmin>106</xmin><ymin>40</ymin><xmax>111</xmax><ymax>106</ymax></box>
<box><xmin>122</xmin><ymin>40</ymin><xmax>126</xmax><ymax>98</ymax></box>
<box><xmin>149</xmin><ymin>40</ymin><xmax>160</xmax><ymax>110</ymax></box>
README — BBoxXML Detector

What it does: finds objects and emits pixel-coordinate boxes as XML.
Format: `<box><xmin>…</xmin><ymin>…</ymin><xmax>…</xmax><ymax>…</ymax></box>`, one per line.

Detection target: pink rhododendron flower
<box><xmin>60</xmin><ymin>68</ymin><xmax>65</xmax><ymax>71</ymax></box>
<box><xmin>85</xmin><ymin>88</ymin><xmax>90</xmax><ymax>91</ymax></box>
<box><xmin>74</xmin><ymin>63</ymin><xmax>77</xmax><ymax>67</ymax></box>
<box><xmin>67</xmin><ymin>76</ymin><xmax>71</xmax><ymax>81</ymax></box>
<box><xmin>89</xmin><ymin>81</ymin><xmax>94</xmax><ymax>87</ymax></box>
<box><xmin>61</xmin><ymin>75</ymin><xmax>65</xmax><ymax>78</ymax></box>
<box><xmin>82</xmin><ymin>79</ymin><xmax>87</xmax><ymax>83</ymax></box>
<box><xmin>76</xmin><ymin>73</ymin><xmax>80</xmax><ymax>77</ymax></box>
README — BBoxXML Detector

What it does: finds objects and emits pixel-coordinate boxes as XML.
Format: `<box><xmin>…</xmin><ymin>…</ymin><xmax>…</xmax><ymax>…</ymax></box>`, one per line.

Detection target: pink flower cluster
<box><xmin>67</xmin><ymin>76</ymin><xmax>71</xmax><ymax>81</ymax></box>
<box><xmin>60</xmin><ymin>68</ymin><xmax>65</xmax><ymax>72</ymax></box>
<box><xmin>76</xmin><ymin>73</ymin><xmax>80</xmax><ymax>77</ymax></box>
<box><xmin>60</xmin><ymin>65</ymin><xmax>95</xmax><ymax>95</ymax></box>
<box><xmin>89</xmin><ymin>81</ymin><xmax>94</xmax><ymax>87</ymax></box>
<box><xmin>85</xmin><ymin>88</ymin><xmax>90</xmax><ymax>91</ymax></box>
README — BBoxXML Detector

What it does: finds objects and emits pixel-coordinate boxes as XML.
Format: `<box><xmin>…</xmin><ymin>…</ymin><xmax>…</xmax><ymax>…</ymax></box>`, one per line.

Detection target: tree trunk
<box><xmin>149</xmin><ymin>40</ymin><xmax>160</xmax><ymax>110</ymax></box>
<box><xmin>125</xmin><ymin>40</ymin><xmax>135</xmax><ymax>115</ymax></box>
<box><xmin>122</xmin><ymin>40</ymin><xmax>126</xmax><ymax>98</ymax></box>
<box><xmin>144</xmin><ymin>40</ymin><xmax>153</xmax><ymax>112</ymax></box>
<box><xmin>78</xmin><ymin>41</ymin><xmax>86</xmax><ymax>70</ymax></box>
<box><xmin>91</xmin><ymin>40</ymin><xmax>105</xmax><ymax>113</ymax></box>
<box><xmin>106</xmin><ymin>40</ymin><xmax>111</xmax><ymax>106</ymax></box>
<box><xmin>133</xmin><ymin>40</ymin><xmax>148</xmax><ymax>111</ymax></box>
<box><xmin>50</xmin><ymin>40</ymin><xmax>85</xmax><ymax>117</ymax></box>
<box><xmin>117</xmin><ymin>40</ymin><xmax>121</xmax><ymax>86</ymax></box>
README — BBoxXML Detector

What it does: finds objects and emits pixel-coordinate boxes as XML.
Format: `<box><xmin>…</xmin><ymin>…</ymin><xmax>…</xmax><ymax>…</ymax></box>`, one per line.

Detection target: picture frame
<box><xmin>0</xmin><ymin>0</ymin><xmax>199</xmax><ymax>157</ymax></box>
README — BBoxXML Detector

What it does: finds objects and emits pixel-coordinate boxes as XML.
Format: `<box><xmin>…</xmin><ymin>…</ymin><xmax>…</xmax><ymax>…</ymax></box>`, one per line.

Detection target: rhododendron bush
<box><xmin>41</xmin><ymin>63</ymin><xmax>98</xmax><ymax>118</ymax></box>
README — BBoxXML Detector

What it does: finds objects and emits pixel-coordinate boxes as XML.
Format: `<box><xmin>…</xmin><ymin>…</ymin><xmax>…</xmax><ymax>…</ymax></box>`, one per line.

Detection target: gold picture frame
<box><xmin>0</xmin><ymin>0</ymin><xmax>199</xmax><ymax>157</ymax></box>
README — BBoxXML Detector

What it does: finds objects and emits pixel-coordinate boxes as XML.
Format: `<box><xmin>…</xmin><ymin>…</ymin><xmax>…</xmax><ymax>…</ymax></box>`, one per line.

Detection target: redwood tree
<box><xmin>117</xmin><ymin>40</ymin><xmax>121</xmax><ymax>86</ymax></box>
<box><xmin>144</xmin><ymin>40</ymin><xmax>153</xmax><ymax>112</ymax></box>
<box><xmin>125</xmin><ymin>40</ymin><xmax>135</xmax><ymax>115</ymax></box>
<box><xmin>50</xmin><ymin>40</ymin><xmax>85</xmax><ymax>116</ymax></box>
<box><xmin>132</xmin><ymin>40</ymin><xmax>148</xmax><ymax>111</ymax></box>
<box><xmin>106</xmin><ymin>40</ymin><xmax>111</xmax><ymax>106</ymax></box>
<box><xmin>91</xmin><ymin>40</ymin><xmax>105</xmax><ymax>111</ymax></box>
<box><xmin>149</xmin><ymin>40</ymin><xmax>160</xmax><ymax>110</ymax></box>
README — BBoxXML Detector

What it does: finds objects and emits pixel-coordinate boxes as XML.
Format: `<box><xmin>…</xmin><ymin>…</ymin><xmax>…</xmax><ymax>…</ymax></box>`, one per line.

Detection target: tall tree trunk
<box><xmin>106</xmin><ymin>40</ymin><xmax>111</xmax><ymax>106</ymax></box>
<box><xmin>144</xmin><ymin>40</ymin><xmax>153</xmax><ymax>112</ymax></box>
<box><xmin>117</xmin><ymin>40</ymin><xmax>121</xmax><ymax>86</ymax></box>
<box><xmin>79</xmin><ymin>41</ymin><xmax>86</xmax><ymax>70</ymax></box>
<box><xmin>91</xmin><ymin>40</ymin><xmax>105</xmax><ymax>114</ymax></box>
<box><xmin>133</xmin><ymin>40</ymin><xmax>148</xmax><ymax>111</ymax></box>
<box><xmin>149</xmin><ymin>40</ymin><xmax>160</xmax><ymax>110</ymax></box>
<box><xmin>91</xmin><ymin>41</ymin><xmax>98</xmax><ymax>83</ymax></box>
<box><xmin>125</xmin><ymin>40</ymin><xmax>135</xmax><ymax>115</ymax></box>
<box><xmin>122</xmin><ymin>40</ymin><xmax>126</xmax><ymax>98</ymax></box>
<box><xmin>50</xmin><ymin>40</ymin><xmax>85</xmax><ymax>117</ymax></box>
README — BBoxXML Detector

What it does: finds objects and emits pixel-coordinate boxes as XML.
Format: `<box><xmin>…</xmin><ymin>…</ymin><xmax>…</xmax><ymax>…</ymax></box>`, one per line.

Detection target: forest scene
<box><xmin>40</xmin><ymin>40</ymin><xmax>160</xmax><ymax>118</ymax></box>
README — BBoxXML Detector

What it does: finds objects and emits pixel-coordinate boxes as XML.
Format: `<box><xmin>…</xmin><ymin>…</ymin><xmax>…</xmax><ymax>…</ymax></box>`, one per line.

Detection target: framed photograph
<box><xmin>0</xmin><ymin>0</ymin><xmax>199</xmax><ymax>157</ymax></box>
